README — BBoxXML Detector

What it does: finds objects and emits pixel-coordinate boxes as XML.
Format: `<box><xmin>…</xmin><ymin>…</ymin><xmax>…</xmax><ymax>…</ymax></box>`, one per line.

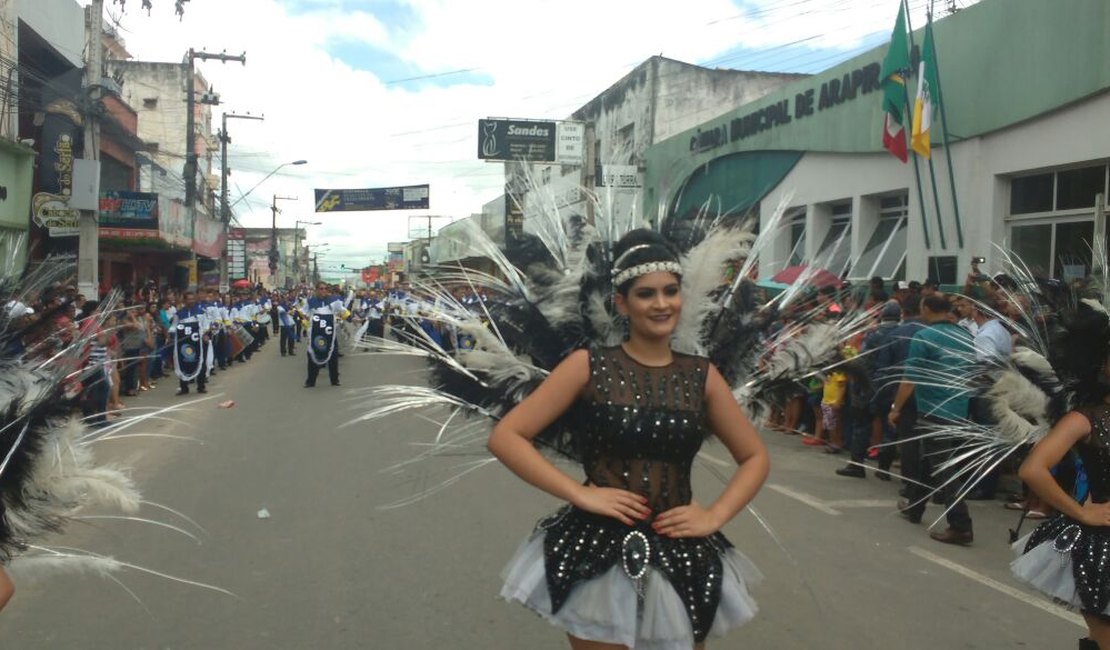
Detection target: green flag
<box><xmin>879</xmin><ymin>2</ymin><xmax>909</xmax><ymax>162</ymax></box>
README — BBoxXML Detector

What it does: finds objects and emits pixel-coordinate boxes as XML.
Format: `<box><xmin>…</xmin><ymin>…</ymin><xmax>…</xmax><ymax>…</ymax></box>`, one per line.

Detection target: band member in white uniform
<box><xmin>304</xmin><ymin>283</ymin><xmax>353</xmax><ymax>387</ymax></box>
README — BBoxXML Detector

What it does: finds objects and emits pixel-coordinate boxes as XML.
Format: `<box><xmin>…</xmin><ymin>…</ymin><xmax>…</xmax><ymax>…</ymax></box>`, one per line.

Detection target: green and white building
<box><xmin>643</xmin><ymin>0</ymin><xmax>1110</xmax><ymax>285</ymax></box>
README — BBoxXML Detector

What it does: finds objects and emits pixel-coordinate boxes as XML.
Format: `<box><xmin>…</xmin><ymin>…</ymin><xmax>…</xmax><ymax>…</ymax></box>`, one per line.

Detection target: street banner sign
<box><xmin>315</xmin><ymin>184</ymin><xmax>430</xmax><ymax>213</ymax></box>
<box><xmin>478</xmin><ymin>119</ymin><xmax>557</xmax><ymax>162</ymax></box>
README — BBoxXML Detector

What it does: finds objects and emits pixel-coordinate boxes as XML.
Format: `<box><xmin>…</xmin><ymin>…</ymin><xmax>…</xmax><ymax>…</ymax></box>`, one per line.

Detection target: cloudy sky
<box><xmin>92</xmin><ymin>0</ymin><xmax>956</xmax><ymax>276</ymax></box>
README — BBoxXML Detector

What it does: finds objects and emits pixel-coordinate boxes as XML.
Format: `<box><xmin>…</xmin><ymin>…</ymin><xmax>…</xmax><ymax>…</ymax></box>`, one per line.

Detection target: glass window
<box><xmin>1055</xmin><ymin>220</ymin><xmax>1094</xmax><ymax>281</ymax></box>
<box><xmin>787</xmin><ymin>210</ymin><xmax>805</xmax><ymax>267</ymax></box>
<box><xmin>1010</xmin><ymin>223</ymin><xmax>1053</xmax><ymax>277</ymax></box>
<box><xmin>816</xmin><ymin>218</ymin><xmax>851</xmax><ymax>277</ymax></box>
<box><xmin>1056</xmin><ymin>165</ymin><xmax>1107</xmax><ymax>211</ymax></box>
<box><xmin>850</xmin><ymin>218</ymin><xmax>897</xmax><ymax>278</ymax></box>
<box><xmin>873</xmin><ymin>218</ymin><xmax>908</xmax><ymax>278</ymax></box>
<box><xmin>927</xmin><ymin>256</ymin><xmax>958</xmax><ymax>285</ymax></box>
<box><xmin>1010</xmin><ymin>173</ymin><xmax>1054</xmax><ymax>214</ymax></box>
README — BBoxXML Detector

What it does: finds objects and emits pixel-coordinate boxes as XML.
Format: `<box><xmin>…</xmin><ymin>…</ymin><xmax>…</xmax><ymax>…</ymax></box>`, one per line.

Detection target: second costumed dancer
<box><xmin>488</xmin><ymin>229</ymin><xmax>769</xmax><ymax>648</ymax></box>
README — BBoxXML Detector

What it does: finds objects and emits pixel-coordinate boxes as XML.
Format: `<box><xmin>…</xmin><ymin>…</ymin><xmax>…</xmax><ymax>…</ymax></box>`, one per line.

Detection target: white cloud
<box><xmin>88</xmin><ymin>0</ymin><xmax>945</xmax><ymax>266</ymax></box>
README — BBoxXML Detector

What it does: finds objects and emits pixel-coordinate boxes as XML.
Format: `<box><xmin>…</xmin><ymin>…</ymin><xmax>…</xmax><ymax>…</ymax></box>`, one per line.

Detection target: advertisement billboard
<box><xmin>314</xmin><ymin>184</ymin><xmax>429</xmax><ymax>213</ymax></box>
<box><xmin>478</xmin><ymin>119</ymin><xmax>557</xmax><ymax>163</ymax></box>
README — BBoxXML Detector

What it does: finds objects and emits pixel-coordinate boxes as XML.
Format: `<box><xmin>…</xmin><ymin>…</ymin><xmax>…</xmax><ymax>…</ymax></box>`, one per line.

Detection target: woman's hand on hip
<box><xmin>652</xmin><ymin>502</ymin><xmax>723</xmax><ymax>538</ymax></box>
<box><xmin>571</xmin><ymin>486</ymin><xmax>651</xmax><ymax>526</ymax></box>
<box><xmin>1078</xmin><ymin>500</ymin><xmax>1110</xmax><ymax>527</ymax></box>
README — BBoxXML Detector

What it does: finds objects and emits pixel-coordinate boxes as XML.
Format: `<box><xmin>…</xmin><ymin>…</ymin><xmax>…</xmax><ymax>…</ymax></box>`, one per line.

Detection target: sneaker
<box><xmin>175</xmin><ymin>389</ymin><xmax>189</xmax><ymax>396</ymax></box>
<box><xmin>197</xmin><ymin>388</ymin><xmax>207</xmax><ymax>394</ymax></box>
<box><xmin>801</xmin><ymin>437</ymin><xmax>827</xmax><ymax>447</ymax></box>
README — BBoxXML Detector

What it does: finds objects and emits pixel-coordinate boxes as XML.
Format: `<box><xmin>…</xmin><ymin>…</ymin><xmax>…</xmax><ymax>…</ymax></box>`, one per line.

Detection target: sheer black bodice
<box><xmin>1024</xmin><ymin>403</ymin><xmax>1110</xmax><ymax>613</ymax></box>
<box><xmin>572</xmin><ymin>345</ymin><xmax>710</xmax><ymax>512</ymax></box>
<box><xmin>1076</xmin><ymin>404</ymin><xmax>1110</xmax><ymax>503</ymax></box>
<box><xmin>539</xmin><ymin>345</ymin><xmax>730</xmax><ymax>642</ymax></box>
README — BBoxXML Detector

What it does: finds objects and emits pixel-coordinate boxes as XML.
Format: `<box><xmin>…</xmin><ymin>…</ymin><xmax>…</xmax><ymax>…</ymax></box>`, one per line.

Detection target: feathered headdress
<box><xmin>350</xmin><ymin>185</ymin><xmax>780</xmax><ymax>502</ymax></box>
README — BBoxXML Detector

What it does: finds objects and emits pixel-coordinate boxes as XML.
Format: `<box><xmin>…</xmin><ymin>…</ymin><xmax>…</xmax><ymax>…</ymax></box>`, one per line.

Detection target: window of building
<box><xmin>1011</xmin><ymin>164</ymin><xmax>1108</xmax><ymax>214</ymax></box>
<box><xmin>142</xmin><ymin>97</ymin><xmax>158</xmax><ymax>109</ymax></box>
<box><xmin>927</xmin><ymin>256</ymin><xmax>957</xmax><ymax>285</ymax></box>
<box><xmin>848</xmin><ymin>193</ymin><xmax>908</xmax><ymax>280</ymax></box>
<box><xmin>1008</xmin><ymin>163</ymin><xmax>1107</xmax><ymax>281</ymax></box>
<box><xmin>786</xmin><ymin>208</ymin><xmax>805</xmax><ymax>267</ymax></box>
<box><xmin>1010</xmin><ymin>220</ymin><xmax>1093</xmax><ymax>280</ymax></box>
<box><xmin>815</xmin><ymin>202</ymin><xmax>852</xmax><ymax>277</ymax></box>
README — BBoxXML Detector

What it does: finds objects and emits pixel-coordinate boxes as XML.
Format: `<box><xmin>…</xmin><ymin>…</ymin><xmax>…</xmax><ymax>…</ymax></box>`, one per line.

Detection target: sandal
<box><xmin>1026</xmin><ymin>510</ymin><xmax>1048</xmax><ymax>519</ymax></box>
<box><xmin>1004</xmin><ymin>501</ymin><xmax>1026</xmax><ymax>511</ymax></box>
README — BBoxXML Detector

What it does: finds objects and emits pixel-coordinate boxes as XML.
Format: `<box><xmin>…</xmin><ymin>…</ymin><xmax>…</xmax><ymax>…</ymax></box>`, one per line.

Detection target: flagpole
<box><xmin>926</xmin><ymin>19</ymin><xmax>965</xmax><ymax>248</ymax></box>
<box><xmin>900</xmin><ymin>0</ymin><xmax>933</xmax><ymax>251</ymax></box>
<box><xmin>906</xmin><ymin>5</ymin><xmax>948</xmax><ymax>251</ymax></box>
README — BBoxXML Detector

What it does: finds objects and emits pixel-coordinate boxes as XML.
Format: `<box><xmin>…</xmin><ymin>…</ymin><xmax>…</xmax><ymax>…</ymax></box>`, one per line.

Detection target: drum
<box><xmin>229</xmin><ymin>324</ymin><xmax>255</xmax><ymax>358</ymax></box>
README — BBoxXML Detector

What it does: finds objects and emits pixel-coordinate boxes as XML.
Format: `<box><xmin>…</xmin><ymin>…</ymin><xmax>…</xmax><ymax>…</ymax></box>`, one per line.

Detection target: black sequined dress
<box><xmin>1013</xmin><ymin>403</ymin><xmax>1110</xmax><ymax>615</ymax></box>
<box><xmin>500</xmin><ymin>346</ymin><xmax>761</xmax><ymax>648</ymax></box>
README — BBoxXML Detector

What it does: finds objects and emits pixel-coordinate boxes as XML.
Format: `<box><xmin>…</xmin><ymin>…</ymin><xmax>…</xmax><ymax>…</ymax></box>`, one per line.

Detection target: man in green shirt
<box><xmin>889</xmin><ymin>293</ymin><xmax>976</xmax><ymax>545</ymax></box>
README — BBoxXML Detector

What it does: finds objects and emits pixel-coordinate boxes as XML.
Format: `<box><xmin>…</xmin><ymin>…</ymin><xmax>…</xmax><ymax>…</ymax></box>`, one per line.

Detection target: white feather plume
<box><xmin>673</xmin><ymin>226</ymin><xmax>755</xmax><ymax>356</ymax></box>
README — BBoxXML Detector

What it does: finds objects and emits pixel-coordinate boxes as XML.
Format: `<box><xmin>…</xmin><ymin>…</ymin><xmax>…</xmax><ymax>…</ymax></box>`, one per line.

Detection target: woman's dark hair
<box><xmin>1049</xmin><ymin>298</ymin><xmax>1110</xmax><ymax>407</ymax></box>
<box><xmin>610</xmin><ymin>228</ymin><xmax>681</xmax><ymax>296</ymax></box>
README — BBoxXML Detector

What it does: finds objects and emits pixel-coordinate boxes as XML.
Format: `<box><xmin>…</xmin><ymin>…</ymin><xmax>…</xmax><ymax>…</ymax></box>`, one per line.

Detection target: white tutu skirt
<box><xmin>500</xmin><ymin>531</ymin><xmax>762</xmax><ymax>649</ymax></box>
<box><xmin>1011</xmin><ymin>531</ymin><xmax>1110</xmax><ymax>615</ymax></box>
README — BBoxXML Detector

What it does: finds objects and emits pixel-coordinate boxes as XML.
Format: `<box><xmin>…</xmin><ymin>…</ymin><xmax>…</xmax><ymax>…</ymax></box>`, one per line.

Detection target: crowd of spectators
<box><xmin>765</xmin><ymin>267</ymin><xmax>1060</xmax><ymax>546</ymax></box>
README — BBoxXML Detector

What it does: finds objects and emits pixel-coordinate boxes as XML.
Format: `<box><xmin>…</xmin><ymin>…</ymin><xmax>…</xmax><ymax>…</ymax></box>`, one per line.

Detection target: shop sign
<box><xmin>478</xmin><ymin>119</ymin><xmax>557</xmax><ymax>163</ymax></box>
<box><xmin>228</xmin><ymin>235</ymin><xmax>246</xmax><ymax>279</ymax></box>
<box><xmin>598</xmin><ymin>164</ymin><xmax>639</xmax><ymax>187</ymax></box>
<box><xmin>556</xmin><ymin>121</ymin><xmax>585</xmax><ymax>165</ymax></box>
<box><xmin>31</xmin><ymin>99</ymin><xmax>84</xmax><ymax>237</ymax></box>
<box><xmin>99</xmin><ymin>190</ymin><xmax>159</xmax><ymax>227</ymax></box>
<box><xmin>314</xmin><ymin>184</ymin><xmax>430</xmax><ymax>212</ymax></box>
<box><xmin>689</xmin><ymin>61</ymin><xmax>883</xmax><ymax>154</ymax></box>
<box><xmin>99</xmin><ymin>227</ymin><xmax>159</xmax><ymax>240</ymax></box>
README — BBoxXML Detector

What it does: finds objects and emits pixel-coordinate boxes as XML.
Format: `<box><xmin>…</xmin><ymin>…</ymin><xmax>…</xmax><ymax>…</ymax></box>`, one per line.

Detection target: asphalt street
<box><xmin>0</xmin><ymin>341</ymin><xmax>1085</xmax><ymax>649</ymax></box>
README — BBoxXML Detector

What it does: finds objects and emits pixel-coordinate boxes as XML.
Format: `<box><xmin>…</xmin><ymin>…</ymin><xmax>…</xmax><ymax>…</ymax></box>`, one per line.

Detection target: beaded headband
<box><xmin>612</xmin><ymin>260</ymin><xmax>683</xmax><ymax>287</ymax></box>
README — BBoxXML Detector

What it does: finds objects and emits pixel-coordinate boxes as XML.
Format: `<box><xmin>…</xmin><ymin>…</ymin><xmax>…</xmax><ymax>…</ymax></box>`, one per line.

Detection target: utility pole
<box><xmin>218</xmin><ymin>111</ymin><xmax>263</xmax><ymax>291</ymax></box>
<box><xmin>183</xmin><ymin>48</ymin><xmax>245</xmax><ymax>209</ymax></box>
<box><xmin>270</xmin><ymin>194</ymin><xmax>296</xmax><ymax>288</ymax></box>
<box><xmin>77</xmin><ymin>0</ymin><xmax>104</xmax><ymax>299</ymax></box>
<box><xmin>312</xmin><ymin>254</ymin><xmax>319</xmax><ymax>285</ymax></box>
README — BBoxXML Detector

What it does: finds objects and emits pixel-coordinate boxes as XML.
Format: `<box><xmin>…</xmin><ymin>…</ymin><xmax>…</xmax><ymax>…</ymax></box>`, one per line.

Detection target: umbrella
<box><xmin>231</xmin><ymin>279</ymin><xmax>253</xmax><ymax>289</ymax></box>
<box><xmin>771</xmin><ymin>265</ymin><xmax>843</xmax><ymax>289</ymax></box>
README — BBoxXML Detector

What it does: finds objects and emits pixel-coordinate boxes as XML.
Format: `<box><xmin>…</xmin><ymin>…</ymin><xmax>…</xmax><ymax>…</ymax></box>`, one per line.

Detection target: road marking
<box><xmin>908</xmin><ymin>546</ymin><xmax>1085</xmax><ymax>628</ymax></box>
<box><xmin>825</xmin><ymin>499</ymin><xmax>897</xmax><ymax>508</ymax></box>
<box><xmin>766</xmin><ymin>484</ymin><xmax>842</xmax><ymax>515</ymax></box>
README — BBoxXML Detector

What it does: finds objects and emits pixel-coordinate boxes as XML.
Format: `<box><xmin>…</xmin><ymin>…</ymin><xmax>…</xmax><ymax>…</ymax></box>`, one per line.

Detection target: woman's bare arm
<box><xmin>487</xmin><ymin>350</ymin><xmax>650</xmax><ymax>525</ymax></box>
<box><xmin>1020</xmin><ymin>411</ymin><xmax>1110</xmax><ymax>526</ymax></box>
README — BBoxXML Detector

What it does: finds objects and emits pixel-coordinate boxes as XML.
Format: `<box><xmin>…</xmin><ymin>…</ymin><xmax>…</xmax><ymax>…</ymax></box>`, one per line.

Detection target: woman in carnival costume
<box><xmin>488</xmin><ymin>229</ymin><xmax>769</xmax><ymax>649</ymax></box>
<box><xmin>1013</xmin><ymin>297</ymin><xmax>1110</xmax><ymax>650</ymax></box>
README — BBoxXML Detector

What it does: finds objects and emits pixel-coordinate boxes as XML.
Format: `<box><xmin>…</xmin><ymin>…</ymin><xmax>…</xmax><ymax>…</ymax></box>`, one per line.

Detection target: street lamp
<box><xmin>293</xmin><ymin>220</ymin><xmax>322</xmax><ymax>284</ymax></box>
<box><xmin>231</xmin><ymin>159</ymin><xmax>307</xmax><ymax>209</ymax></box>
